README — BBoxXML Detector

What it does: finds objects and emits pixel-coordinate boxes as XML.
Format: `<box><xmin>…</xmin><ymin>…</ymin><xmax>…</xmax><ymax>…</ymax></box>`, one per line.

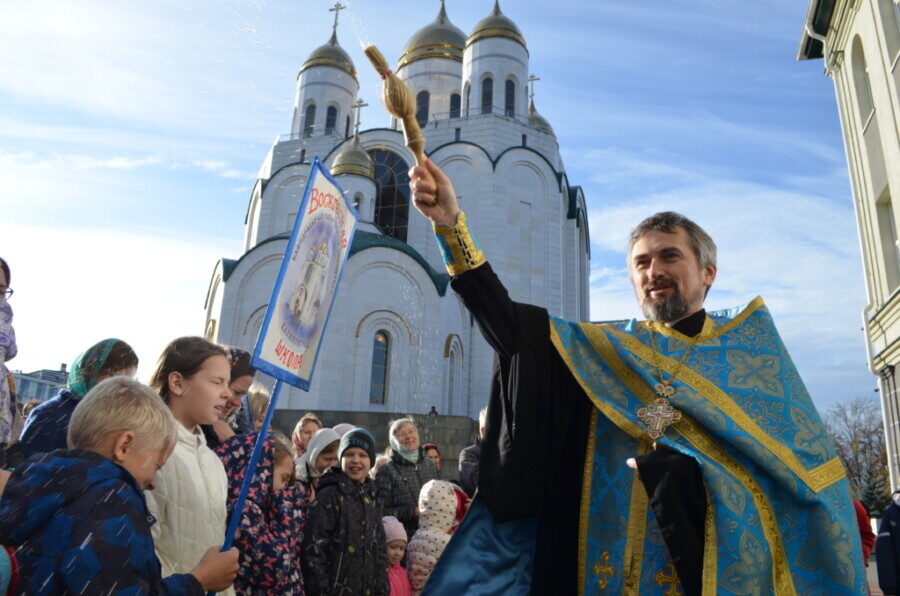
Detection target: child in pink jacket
<box><xmin>382</xmin><ymin>516</ymin><xmax>411</xmax><ymax>596</ymax></box>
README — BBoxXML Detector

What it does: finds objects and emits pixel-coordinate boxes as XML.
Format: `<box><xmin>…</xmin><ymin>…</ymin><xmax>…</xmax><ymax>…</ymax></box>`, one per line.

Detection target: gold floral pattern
<box><xmin>726</xmin><ymin>350</ymin><xmax>783</xmax><ymax>397</ymax></box>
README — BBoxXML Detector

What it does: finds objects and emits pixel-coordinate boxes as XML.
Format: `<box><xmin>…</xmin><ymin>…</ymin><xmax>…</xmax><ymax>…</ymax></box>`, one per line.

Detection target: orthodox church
<box><xmin>203</xmin><ymin>1</ymin><xmax>591</xmax><ymax>420</ymax></box>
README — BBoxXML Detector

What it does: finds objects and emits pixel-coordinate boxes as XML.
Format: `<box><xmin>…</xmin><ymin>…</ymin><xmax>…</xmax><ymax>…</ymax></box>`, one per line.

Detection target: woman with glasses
<box><xmin>0</xmin><ymin>257</ymin><xmax>16</xmax><ymax>463</ymax></box>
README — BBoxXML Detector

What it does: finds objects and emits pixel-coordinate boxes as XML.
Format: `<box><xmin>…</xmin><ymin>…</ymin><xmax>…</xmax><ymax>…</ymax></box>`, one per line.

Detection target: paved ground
<box><xmin>870</xmin><ymin>560</ymin><xmax>884</xmax><ymax>595</ymax></box>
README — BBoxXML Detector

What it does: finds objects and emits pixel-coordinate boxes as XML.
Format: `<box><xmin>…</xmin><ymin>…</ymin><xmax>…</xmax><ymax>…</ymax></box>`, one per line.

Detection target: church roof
<box><xmin>349</xmin><ymin>230</ymin><xmax>451</xmax><ymax>296</ymax></box>
<box><xmin>398</xmin><ymin>2</ymin><xmax>466</xmax><ymax>69</ymax></box>
<box><xmin>301</xmin><ymin>30</ymin><xmax>357</xmax><ymax>78</ymax></box>
<box><xmin>331</xmin><ymin>133</ymin><xmax>375</xmax><ymax>179</ymax></box>
<box><xmin>467</xmin><ymin>1</ymin><xmax>526</xmax><ymax>50</ymax></box>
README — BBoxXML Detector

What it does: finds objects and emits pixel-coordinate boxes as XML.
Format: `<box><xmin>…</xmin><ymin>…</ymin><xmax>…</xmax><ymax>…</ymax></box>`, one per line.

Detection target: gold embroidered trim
<box><xmin>433</xmin><ymin>211</ymin><xmax>487</xmax><ymax>276</ymax></box>
<box><xmin>577</xmin><ymin>409</ymin><xmax>598</xmax><ymax>596</ymax></box>
<box><xmin>579</xmin><ymin>325</ymin><xmax>797</xmax><ymax>595</ymax></box>
<box><xmin>608</xmin><ymin>327</ymin><xmax>845</xmax><ymax>493</ymax></box>
<box><xmin>623</xmin><ymin>442</ymin><xmax>649</xmax><ymax>595</ymax></box>
<box><xmin>645</xmin><ymin>296</ymin><xmax>766</xmax><ymax>343</ymax></box>
<box><xmin>702</xmin><ymin>489</ymin><xmax>718</xmax><ymax>596</ymax></box>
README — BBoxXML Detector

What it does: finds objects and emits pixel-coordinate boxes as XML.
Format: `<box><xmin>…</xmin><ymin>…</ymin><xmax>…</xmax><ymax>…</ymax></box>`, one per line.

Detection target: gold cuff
<box><xmin>433</xmin><ymin>211</ymin><xmax>487</xmax><ymax>276</ymax></box>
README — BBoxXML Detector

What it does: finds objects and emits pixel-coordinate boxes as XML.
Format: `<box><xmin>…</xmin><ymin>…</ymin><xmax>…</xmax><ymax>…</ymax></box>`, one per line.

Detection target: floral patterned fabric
<box><xmin>0</xmin><ymin>299</ymin><xmax>16</xmax><ymax>444</ymax></box>
<box><xmin>216</xmin><ymin>432</ymin><xmax>309</xmax><ymax>596</ymax></box>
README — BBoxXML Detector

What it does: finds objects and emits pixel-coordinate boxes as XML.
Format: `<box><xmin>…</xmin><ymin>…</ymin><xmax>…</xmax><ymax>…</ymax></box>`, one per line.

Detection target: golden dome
<box><xmin>398</xmin><ymin>3</ymin><xmax>465</xmax><ymax>69</ymax></box>
<box><xmin>467</xmin><ymin>1</ymin><xmax>526</xmax><ymax>49</ymax></box>
<box><xmin>528</xmin><ymin>99</ymin><xmax>554</xmax><ymax>136</ymax></box>
<box><xmin>301</xmin><ymin>31</ymin><xmax>357</xmax><ymax>78</ymax></box>
<box><xmin>330</xmin><ymin>133</ymin><xmax>374</xmax><ymax>179</ymax></box>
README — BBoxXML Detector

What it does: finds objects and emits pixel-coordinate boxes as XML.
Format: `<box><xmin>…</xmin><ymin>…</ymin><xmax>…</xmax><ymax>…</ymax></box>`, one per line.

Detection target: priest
<box><xmin>408</xmin><ymin>159</ymin><xmax>866</xmax><ymax>595</ymax></box>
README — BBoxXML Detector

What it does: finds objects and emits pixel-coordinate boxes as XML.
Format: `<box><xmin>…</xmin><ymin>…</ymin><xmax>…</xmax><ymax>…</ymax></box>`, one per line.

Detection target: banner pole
<box><xmin>208</xmin><ymin>378</ymin><xmax>285</xmax><ymax>595</ymax></box>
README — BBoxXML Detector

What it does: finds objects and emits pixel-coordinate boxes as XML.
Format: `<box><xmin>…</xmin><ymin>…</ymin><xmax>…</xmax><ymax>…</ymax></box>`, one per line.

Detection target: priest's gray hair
<box><xmin>627</xmin><ymin>211</ymin><xmax>717</xmax><ymax>269</ymax></box>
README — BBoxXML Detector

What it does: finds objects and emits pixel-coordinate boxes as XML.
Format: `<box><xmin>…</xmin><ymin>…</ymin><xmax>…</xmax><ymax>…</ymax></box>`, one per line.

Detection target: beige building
<box><xmin>799</xmin><ymin>0</ymin><xmax>900</xmax><ymax>485</ymax></box>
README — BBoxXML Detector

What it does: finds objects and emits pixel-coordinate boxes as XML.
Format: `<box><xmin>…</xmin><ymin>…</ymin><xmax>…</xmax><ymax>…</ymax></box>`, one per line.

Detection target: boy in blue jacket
<box><xmin>0</xmin><ymin>376</ymin><xmax>239</xmax><ymax>595</ymax></box>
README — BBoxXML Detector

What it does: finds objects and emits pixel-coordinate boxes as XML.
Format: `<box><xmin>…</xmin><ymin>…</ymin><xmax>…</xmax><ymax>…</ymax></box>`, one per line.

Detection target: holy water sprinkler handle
<box><xmin>363</xmin><ymin>44</ymin><xmax>438</xmax><ymax>206</ymax></box>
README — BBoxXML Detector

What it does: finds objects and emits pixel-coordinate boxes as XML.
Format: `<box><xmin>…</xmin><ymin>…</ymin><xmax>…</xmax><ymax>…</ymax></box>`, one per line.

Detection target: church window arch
<box><xmin>443</xmin><ymin>335</ymin><xmax>462</xmax><ymax>414</ymax></box>
<box><xmin>851</xmin><ymin>36</ymin><xmax>875</xmax><ymax>126</ymax></box>
<box><xmin>325</xmin><ymin>105</ymin><xmax>338</xmax><ymax>135</ymax></box>
<box><xmin>416</xmin><ymin>90</ymin><xmax>430</xmax><ymax>127</ymax></box>
<box><xmin>450</xmin><ymin>92</ymin><xmax>461</xmax><ymax>119</ymax></box>
<box><xmin>369</xmin><ymin>330</ymin><xmax>390</xmax><ymax>404</ymax></box>
<box><xmin>345</xmin><ymin>115</ymin><xmax>351</xmax><ymax>138</ymax></box>
<box><xmin>367</xmin><ymin>149</ymin><xmax>410</xmax><ymax>243</ymax></box>
<box><xmin>505</xmin><ymin>78</ymin><xmax>516</xmax><ymax>117</ymax></box>
<box><xmin>481</xmin><ymin>76</ymin><xmax>493</xmax><ymax>115</ymax></box>
<box><xmin>304</xmin><ymin>103</ymin><xmax>316</xmax><ymax>137</ymax></box>
<box><xmin>877</xmin><ymin>0</ymin><xmax>900</xmax><ymax>59</ymax></box>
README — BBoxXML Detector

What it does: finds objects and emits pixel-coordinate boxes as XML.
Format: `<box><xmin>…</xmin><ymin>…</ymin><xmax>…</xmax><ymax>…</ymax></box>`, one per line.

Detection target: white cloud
<box><xmin>3</xmin><ymin>223</ymin><xmax>236</xmax><ymax>383</ymax></box>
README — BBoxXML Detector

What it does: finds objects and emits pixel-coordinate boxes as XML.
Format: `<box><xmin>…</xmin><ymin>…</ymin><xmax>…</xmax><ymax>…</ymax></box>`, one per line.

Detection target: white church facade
<box><xmin>204</xmin><ymin>1</ymin><xmax>591</xmax><ymax>420</ymax></box>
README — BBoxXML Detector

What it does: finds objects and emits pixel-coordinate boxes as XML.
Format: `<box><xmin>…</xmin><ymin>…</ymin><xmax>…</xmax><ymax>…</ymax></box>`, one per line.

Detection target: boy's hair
<box><xmin>149</xmin><ymin>337</ymin><xmax>227</xmax><ymax>402</ymax></box>
<box><xmin>248</xmin><ymin>385</ymin><xmax>271</xmax><ymax>421</ymax></box>
<box><xmin>68</xmin><ymin>376</ymin><xmax>177</xmax><ymax>451</ymax></box>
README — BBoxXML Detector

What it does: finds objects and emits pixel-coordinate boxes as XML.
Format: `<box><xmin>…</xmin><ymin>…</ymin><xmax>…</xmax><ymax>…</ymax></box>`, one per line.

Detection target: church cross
<box><xmin>636</xmin><ymin>398</ymin><xmax>682</xmax><ymax>440</ymax></box>
<box><xmin>653</xmin><ymin>563</ymin><xmax>681</xmax><ymax>596</ymax></box>
<box><xmin>352</xmin><ymin>99</ymin><xmax>368</xmax><ymax>136</ymax></box>
<box><xmin>527</xmin><ymin>74</ymin><xmax>541</xmax><ymax>100</ymax></box>
<box><xmin>329</xmin><ymin>2</ymin><xmax>346</xmax><ymax>31</ymax></box>
<box><xmin>593</xmin><ymin>551</ymin><xmax>613</xmax><ymax>589</ymax></box>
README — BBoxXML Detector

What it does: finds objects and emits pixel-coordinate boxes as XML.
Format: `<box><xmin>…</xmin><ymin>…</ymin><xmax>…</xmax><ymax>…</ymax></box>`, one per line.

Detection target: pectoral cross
<box><xmin>329</xmin><ymin>2</ymin><xmax>346</xmax><ymax>31</ymax></box>
<box><xmin>593</xmin><ymin>551</ymin><xmax>613</xmax><ymax>589</ymax></box>
<box><xmin>637</xmin><ymin>398</ymin><xmax>682</xmax><ymax>440</ymax></box>
<box><xmin>653</xmin><ymin>563</ymin><xmax>681</xmax><ymax>596</ymax></box>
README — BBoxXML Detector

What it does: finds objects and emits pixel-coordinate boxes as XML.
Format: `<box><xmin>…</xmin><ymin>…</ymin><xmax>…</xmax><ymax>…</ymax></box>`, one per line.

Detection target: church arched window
<box><xmin>481</xmin><ymin>77</ymin><xmax>493</xmax><ymax>115</ymax></box>
<box><xmin>450</xmin><ymin>93</ymin><xmax>461</xmax><ymax>119</ymax></box>
<box><xmin>416</xmin><ymin>91</ymin><xmax>430</xmax><ymax>127</ymax></box>
<box><xmin>368</xmin><ymin>149</ymin><xmax>411</xmax><ymax>243</ymax></box>
<box><xmin>505</xmin><ymin>79</ymin><xmax>515</xmax><ymax>117</ymax></box>
<box><xmin>851</xmin><ymin>37</ymin><xmax>875</xmax><ymax>125</ymax></box>
<box><xmin>345</xmin><ymin>115</ymin><xmax>351</xmax><ymax>138</ymax></box>
<box><xmin>877</xmin><ymin>0</ymin><xmax>900</xmax><ymax>59</ymax></box>
<box><xmin>325</xmin><ymin>106</ymin><xmax>338</xmax><ymax>135</ymax></box>
<box><xmin>304</xmin><ymin>103</ymin><xmax>316</xmax><ymax>137</ymax></box>
<box><xmin>464</xmin><ymin>82</ymin><xmax>471</xmax><ymax>115</ymax></box>
<box><xmin>369</xmin><ymin>330</ymin><xmax>390</xmax><ymax>404</ymax></box>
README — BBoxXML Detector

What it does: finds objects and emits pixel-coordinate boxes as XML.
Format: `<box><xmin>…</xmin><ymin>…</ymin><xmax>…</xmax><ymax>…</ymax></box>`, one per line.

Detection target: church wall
<box><xmin>259</xmin><ymin>165</ymin><xmax>309</xmax><ymax>242</ymax></box>
<box><xmin>398</xmin><ymin>58</ymin><xmax>463</xmax><ymax>122</ymax></box>
<box><xmin>462</xmin><ymin>37</ymin><xmax>529</xmax><ymax>119</ymax></box>
<box><xmin>291</xmin><ymin>66</ymin><xmax>358</xmax><ymax>139</ymax></box>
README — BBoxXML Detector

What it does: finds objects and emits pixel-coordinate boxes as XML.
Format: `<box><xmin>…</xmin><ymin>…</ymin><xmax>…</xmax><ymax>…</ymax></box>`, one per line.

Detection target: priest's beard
<box><xmin>640</xmin><ymin>282</ymin><xmax>691</xmax><ymax>323</ymax></box>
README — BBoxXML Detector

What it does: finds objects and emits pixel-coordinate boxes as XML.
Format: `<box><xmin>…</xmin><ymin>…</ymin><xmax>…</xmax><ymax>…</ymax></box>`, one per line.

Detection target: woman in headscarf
<box><xmin>200</xmin><ymin>347</ymin><xmax>257</xmax><ymax>449</ymax></box>
<box><xmin>375</xmin><ymin>417</ymin><xmax>439</xmax><ymax>540</ymax></box>
<box><xmin>0</xmin><ymin>257</ymin><xmax>16</xmax><ymax>458</ymax></box>
<box><xmin>18</xmin><ymin>339</ymin><xmax>138</xmax><ymax>459</ymax></box>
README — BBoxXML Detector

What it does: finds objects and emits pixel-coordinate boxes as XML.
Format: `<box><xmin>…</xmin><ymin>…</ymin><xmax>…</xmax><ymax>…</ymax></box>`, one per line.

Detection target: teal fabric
<box><xmin>421</xmin><ymin>497</ymin><xmax>537</xmax><ymax>596</ymax></box>
<box><xmin>551</xmin><ymin>298</ymin><xmax>865</xmax><ymax>595</ymax></box>
<box><xmin>66</xmin><ymin>338</ymin><xmax>119</xmax><ymax>398</ymax></box>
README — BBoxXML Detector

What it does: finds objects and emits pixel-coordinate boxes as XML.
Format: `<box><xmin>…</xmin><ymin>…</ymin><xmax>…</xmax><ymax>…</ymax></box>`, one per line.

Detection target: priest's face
<box><xmin>629</xmin><ymin>227</ymin><xmax>716</xmax><ymax>324</ymax></box>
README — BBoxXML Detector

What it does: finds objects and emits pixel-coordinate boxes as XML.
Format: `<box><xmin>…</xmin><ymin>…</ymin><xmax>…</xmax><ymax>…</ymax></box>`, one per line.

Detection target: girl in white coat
<box><xmin>146</xmin><ymin>336</ymin><xmax>235</xmax><ymax>596</ymax></box>
<box><xmin>406</xmin><ymin>480</ymin><xmax>469</xmax><ymax>593</ymax></box>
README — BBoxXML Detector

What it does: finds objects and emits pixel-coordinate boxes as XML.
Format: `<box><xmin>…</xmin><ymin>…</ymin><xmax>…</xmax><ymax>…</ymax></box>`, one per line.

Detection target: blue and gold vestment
<box><xmin>550</xmin><ymin>297</ymin><xmax>865</xmax><ymax>595</ymax></box>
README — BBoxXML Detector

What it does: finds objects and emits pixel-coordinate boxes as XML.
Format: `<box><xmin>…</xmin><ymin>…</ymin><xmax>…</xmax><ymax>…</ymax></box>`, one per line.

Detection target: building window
<box><xmin>522</xmin><ymin>134</ymin><xmax>527</xmax><ymax>147</ymax></box>
<box><xmin>464</xmin><ymin>83</ymin><xmax>471</xmax><ymax>115</ymax></box>
<box><xmin>369</xmin><ymin>330</ymin><xmax>390</xmax><ymax>404</ymax></box>
<box><xmin>325</xmin><ymin>106</ymin><xmax>338</xmax><ymax>135</ymax></box>
<box><xmin>352</xmin><ymin>193</ymin><xmax>363</xmax><ymax>213</ymax></box>
<box><xmin>447</xmin><ymin>349</ymin><xmax>457</xmax><ymax>413</ymax></box>
<box><xmin>505</xmin><ymin>79</ymin><xmax>515</xmax><ymax>117</ymax></box>
<box><xmin>368</xmin><ymin>149</ymin><xmax>411</xmax><ymax>242</ymax></box>
<box><xmin>481</xmin><ymin>77</ymin><xmax>493</xmax><ymax>115</ymax></box>
<box><xmin>878</xmin><ymin>0</ymin><xmax>900</xmax><ymax>59</ymax></box>
<box><xmin>416</xmin><ymin>91</ymin><xmax>430</xmax><ymax>127</ymax></box>
<box><xmin>851</xmin><ymin>37</ymin><xmax>875</xmax><ymax>125</ymax></box>
<box><xmin>450</xmin><ymin>93</ymin><xmax>461</xmax><ymax>118</ymax></box>
<box><xmin>304</xmin><ymin>104</ymin><xmax>316</xmax><ymax>137</ymax></box>
<box><xmin>877</xmin><ymin>189</ymin><xmax>900</xmax><ymax>290</ymax></box>
<box><xmin>455</xmin><ymin>128</ymin><xmax>461</xmax><ymax>142</ymax></box>
<box><xmin>345</xmin><ymin>115</ymin><xmax>351</xmax><ymax>138</ymax></box>
<box><xmin>300</xmin><ymin>149</ymin><xmax>306</xmax><ymax>163</ymax></box>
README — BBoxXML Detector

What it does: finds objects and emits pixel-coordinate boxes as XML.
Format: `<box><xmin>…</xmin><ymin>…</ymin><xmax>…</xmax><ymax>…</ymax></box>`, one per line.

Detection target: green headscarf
<box><xmin>67</xmin><ymin>338</ymin><xmax>121</xmax><ymax>398</ymax></box>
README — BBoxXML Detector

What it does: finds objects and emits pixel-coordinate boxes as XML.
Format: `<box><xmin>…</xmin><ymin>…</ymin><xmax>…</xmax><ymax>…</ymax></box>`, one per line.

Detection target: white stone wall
<box><xmin>462</xmin><ymin>37</ymin><xmax>529</xmax><ymax>118</ymax></box>
<box><xmin>291</xmin><ymin>65</ymin><xmax>359</xmax><ymax>139</ymax></box>
<box><xmin>398</xmin><ymin>57</ymin><xmax>463</xmax><ymax>122</ymax></box>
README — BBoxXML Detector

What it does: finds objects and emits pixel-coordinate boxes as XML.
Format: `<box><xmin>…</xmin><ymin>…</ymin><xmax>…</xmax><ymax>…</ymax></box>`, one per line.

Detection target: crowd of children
<box><xmin>0</xmin><ymin>255</ymin><xmax>472</xmax><ymax>594</ymax></box>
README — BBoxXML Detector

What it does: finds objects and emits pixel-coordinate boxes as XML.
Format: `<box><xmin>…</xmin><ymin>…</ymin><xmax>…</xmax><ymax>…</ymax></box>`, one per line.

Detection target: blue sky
<box><xmin>1</xmin><ymin>0</ymin><xmax>874</xmax><ymax>408</ymax></box>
